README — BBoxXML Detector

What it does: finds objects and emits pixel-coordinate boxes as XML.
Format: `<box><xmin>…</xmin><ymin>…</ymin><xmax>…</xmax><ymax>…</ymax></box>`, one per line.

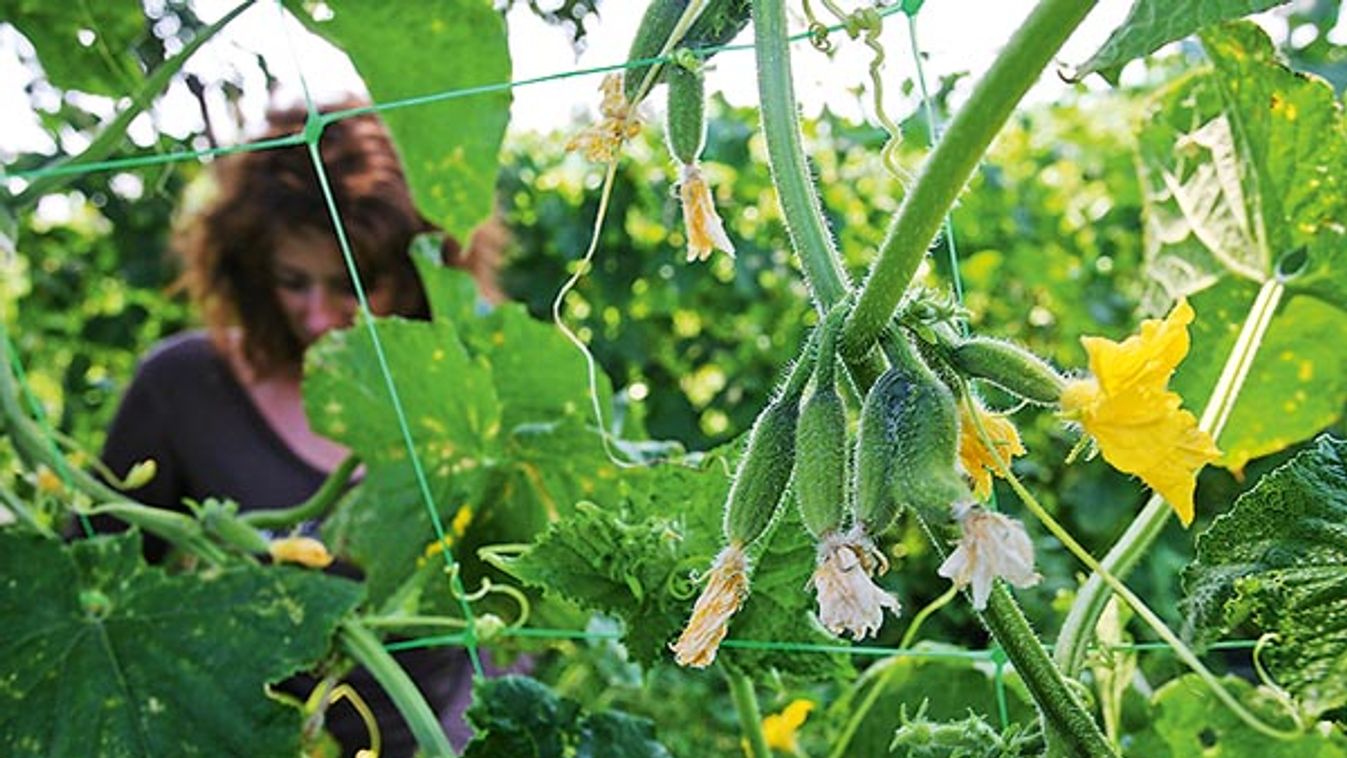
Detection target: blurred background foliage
<box><xmin>3</xmin><ymin>1</ymin><xmax>1346</xmax><ymax>753</ymax></box>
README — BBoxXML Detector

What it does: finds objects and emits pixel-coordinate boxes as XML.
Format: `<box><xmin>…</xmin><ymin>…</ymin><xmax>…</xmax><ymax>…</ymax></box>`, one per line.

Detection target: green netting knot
<box><xmin>302</xmin><ymin>111</ymin><xmax>326</xmax><ymax>145</ymax></box>
<box><xmin>901</xmin><ymin>0</ymin><xmax>926</xmax><ymax>16</ymax></box>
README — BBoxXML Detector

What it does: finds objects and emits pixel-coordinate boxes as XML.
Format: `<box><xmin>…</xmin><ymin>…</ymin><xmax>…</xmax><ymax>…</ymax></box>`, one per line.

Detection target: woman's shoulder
<box><xmin>133</xmin><ymin>331</ymin><xmax>227</xmax><ymax>385</ymax></box>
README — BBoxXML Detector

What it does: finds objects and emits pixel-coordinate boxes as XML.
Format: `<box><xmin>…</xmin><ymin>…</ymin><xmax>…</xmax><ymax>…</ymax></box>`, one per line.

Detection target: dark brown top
<box><xmin>100</xmin><ymin>331</ymin><xmax>477</xmax><ymax>755</ymax></box>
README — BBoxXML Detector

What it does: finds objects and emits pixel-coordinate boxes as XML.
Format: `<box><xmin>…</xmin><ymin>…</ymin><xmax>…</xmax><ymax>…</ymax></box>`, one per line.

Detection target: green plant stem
<box><xmin>339</xmin><ymin>619</ymin><xmax>456</xmax><ymax>758</ymax></box>
<box><xmin>724</xmin><ymin>666</ymin><xmax>771</xmax><ymax>758</ymax></box>
<box><xmin>362</xmin><ymin>614</ymin><xmax>469</xmax><ymax>631</ymax></box>
<box><xmin>752</xmin><ymin>0</ymin><xmax>887</xmax><ymax>390</ymax></box>
<box><xmin>752</xmin><ymin>0</ymin><xmax>849</xmax><ymax>308</ymax></box>
<box><xmin>9</xmin><ymin>0</ymin><xmax>256</xmax><ymax>206</ymax></box>
<box><xmin>1053</xmin><ymin>280</ymin><xmax>1285</xmax><ymax>676</ymax></box>
<box><xmin>242</xmin><ymin>454</ymin><xmax>359</xmax><ymax>528</ymax></box>
<box><xmin>0</xmin><ymin>484</ymin><xmax>56</xmax><ymax>538</ymax></box>
<box><xmin>841</xmin><ymin>0</ymin><xmax>1097</xmax><ymax>362</ymax></box>
<box><xmin>1</xmin><ymin>346</ymin><xmax>126</xmax><ymax>507</ymax></box>
<box><xmin>980</xmin><ymin>580</ymin><xmax>1116</xmax><ymax>756</ymax></box>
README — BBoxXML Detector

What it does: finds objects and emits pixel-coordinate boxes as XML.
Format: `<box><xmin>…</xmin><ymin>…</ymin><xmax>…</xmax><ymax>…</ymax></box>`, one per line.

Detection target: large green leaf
<box><xmin>0</xmin><ymin>531</ymin><xmax>362</xmax><ymax>756</ymax></box>
<box><xmin>1124</xmin><ymin>675</ymin><xmax>1347</xmax><ymax>757</ymax></box>
<box><xmin>1183</xmin><ymin>435</ymin><xmax>1347</xmax><ymax>716</ymax></box>
<box><xmin>1076</xmin><ymin>0</ymin><xmax>1289</xmax><ymax>83</ymax></box>
<box><xmin>294</xmin><ymin>0</ymin><xmax>512</xmax><ymax>243</ymax></box>
<box><xmin>1</xmin><ymin>1</ymin><xmax>146</xmax><ymax>96</ymax></box>
<box><xmin>305</xmin><ymin>265</ymin><xmax>619</xmax><ymax>609</ymax></box>
<box><xmin>1140</xmin><ymin>23</ymin><xmax>1347</xmax><ymax>470</ymax></box>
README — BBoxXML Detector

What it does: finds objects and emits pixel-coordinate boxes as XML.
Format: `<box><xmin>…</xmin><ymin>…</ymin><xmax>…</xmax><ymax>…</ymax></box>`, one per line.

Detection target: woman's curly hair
<box><xmin>174</xmin><ymin>98</ymin><xmax>502</xmax><ymax>377</ymax></box>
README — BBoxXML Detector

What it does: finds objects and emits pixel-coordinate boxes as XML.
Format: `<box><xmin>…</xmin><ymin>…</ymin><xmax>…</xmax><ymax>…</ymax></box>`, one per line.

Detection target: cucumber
<box><xmin>950</xmin><ymin>337</ymin><xmax>1065</xmax><ymax>406</ymax></box>
<box><xmin>665</xmin><ymin>57</ymin><xmax>706</xmax><ymax>165</ymax></box>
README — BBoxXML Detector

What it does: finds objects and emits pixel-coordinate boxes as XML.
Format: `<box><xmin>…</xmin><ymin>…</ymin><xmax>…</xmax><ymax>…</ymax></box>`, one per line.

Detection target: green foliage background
<box><xmin>4</xmin><ymin>2</ymin><xmax>1347</xmax><ymax>755</ymax></box>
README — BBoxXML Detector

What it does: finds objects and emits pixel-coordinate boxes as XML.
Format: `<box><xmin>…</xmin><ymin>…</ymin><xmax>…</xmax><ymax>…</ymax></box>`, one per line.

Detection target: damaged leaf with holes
<box><xmin>0</xmin><ymin>531</ymin><xmax>363</xmax><ymax>756</ymax></box>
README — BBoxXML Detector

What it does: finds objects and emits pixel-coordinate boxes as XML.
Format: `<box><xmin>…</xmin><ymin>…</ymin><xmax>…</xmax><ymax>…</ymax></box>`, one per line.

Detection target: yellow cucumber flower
<box><xmin>679</xmin><ymin>162</ymin><xmax>735</xmax><ymax>262</ymax></box>
<box><xmin>1059</xmin><ymin>299</ymin><xmax>1221</xmax><ymax>525</ymax></box>
<box><xmin>672</xmin><ymin>543</ymin><xmax>749</xmax><ymax>668</ymax></box>
<box><xmin>761</xmin><ymin>699</ymin><xmax>814</xmax><ymax>753</ymax></box>
<box><xmin>269</xmin><ymin>536</ymin><xmax>334</xmax><ymax>569</ymax></box>
<box><xmin>958</xmin><ymin>399</ymin><xmax>1026</xmax><ymax>500</ymax></box>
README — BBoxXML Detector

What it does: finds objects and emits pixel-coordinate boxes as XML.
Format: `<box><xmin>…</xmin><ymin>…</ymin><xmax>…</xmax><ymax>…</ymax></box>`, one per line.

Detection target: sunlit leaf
<box><xmin>1140</xmin><ymin>23</ymin><xmax>1347</xmax><ymax>469</ymax></box>
<box><xmin>293</xmin><ymin>0</ymin><xmax>512</xmax><ymax>243</ymax></box>
<box><xmin>1076</xmin><ymin>1</ymin><xmax>1289</xmax><ymax>84</ymax></box>
<box><xmin>0</xmin><ymin>1</ymin><xmax>146</xmax><ymax>96</ymax></box>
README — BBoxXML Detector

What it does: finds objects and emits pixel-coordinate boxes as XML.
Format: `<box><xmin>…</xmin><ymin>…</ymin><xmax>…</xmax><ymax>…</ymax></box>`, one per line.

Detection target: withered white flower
<box><xmin>811</xmin><ymin>526</ymin><xmax>901</xmax><ymax>640</ymax></box>
<box><xmin>679</xmin><ymin>162</ymin><xmax>735</xmax><ymax>262</ymax></box>
<box><xmin>937</xmin><ymin>502</ymin><xmax>1040</xmax><ymax>610</ymax></box>
<box><xmin>672</xmin><ymin>543</ymin><xmax>750</xmax><ymax>668</ymax></box>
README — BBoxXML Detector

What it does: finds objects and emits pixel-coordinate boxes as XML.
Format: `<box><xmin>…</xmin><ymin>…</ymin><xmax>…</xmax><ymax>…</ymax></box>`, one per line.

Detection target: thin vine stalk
<box><xmin>752</xmin><ymin>0</ymin><xmax>886</xmax><ymax>390</ymax></box>
<box><xmin>1053</xmin><ymin>279</ymin><xmax>1285</xmax><ymax>676</ymax></box>
<box><xmin>338</xmin><ymin>620</ymin><xmax>456</xmax><ymax>758</ymax></box>
<box><xmin>842</xmin><ymin>0</ymin><xmax>1097</xmax><ymax>361</ymax></box>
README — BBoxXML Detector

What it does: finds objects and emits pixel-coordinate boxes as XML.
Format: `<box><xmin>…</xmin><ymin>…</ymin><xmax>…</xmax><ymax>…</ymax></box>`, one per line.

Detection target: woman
<box><xmin>100</xmin><ymin>99</ymin><xmax>503</xmax><ymax>755</ymax></box>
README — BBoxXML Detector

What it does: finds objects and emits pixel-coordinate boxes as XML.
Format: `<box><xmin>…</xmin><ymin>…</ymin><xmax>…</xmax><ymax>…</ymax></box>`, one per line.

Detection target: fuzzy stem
<box><xmin>1053</xmin><ymin>280</ymin><xmax>1285</xmax><ymax>676</ymax></box>
<box><xmin>725</xmin><ymin>666</ymin><xmax>771</xmax><ymax>758</ymax></box>
<box><xmin>841</xmin><ymin>0</ymin><xmax>1097</xmax><ymax>361</ymax></box>
<box><xmin>338</xmin><ymin>620</ymin><xmax>456</xmax><ymax>758</ymax></box>
<box><xmin>752</xmin><ymin>0</ymin><xmax>850</xmax><ymax>308</ymax></box>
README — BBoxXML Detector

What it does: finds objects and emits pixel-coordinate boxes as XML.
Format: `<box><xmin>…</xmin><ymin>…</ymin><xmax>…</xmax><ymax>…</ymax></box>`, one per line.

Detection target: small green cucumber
<box><xmin>888</xmin><ymin>361</ymin><xmax>969</xmax><ymax>526</ymax></box>
<box><xmin>623</xmin><ymin>0</ymin><xmax>689</xmax><ymax>104</ymax></box>
<box><xmin>854</xmin><ymin>367</ymin><xmax>908</xmax><ymax>535</ymax></box>
<box><xmin>723</xmin><ymin>394</ymin><xmax>800</xmax><ymax>545</ymax></box>
<box><xmin>855</xmin><ymin>339</ymin><xmax>968</xmax><ymax>534</ymax></box>
<box><xmin>665</xmin><ymin>57</ymin><xmax>706</xmax><ymax>166</ymax></box>
<box><xmin>950</xmin><ymin>337</ymin><xmax>1065</xmax><ymax>406</ymax></box>
<box><xmin>794</xmin><ymin>385</ymin><xmax>848</xmax><ymax>539</ymax></box>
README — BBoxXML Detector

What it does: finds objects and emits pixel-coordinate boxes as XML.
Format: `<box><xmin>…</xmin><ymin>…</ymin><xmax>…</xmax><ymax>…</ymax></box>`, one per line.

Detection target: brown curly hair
<box><xmin>174</xmin><ymin>98</ymin><xmax>502</xmax><ymax>377</ymax></box>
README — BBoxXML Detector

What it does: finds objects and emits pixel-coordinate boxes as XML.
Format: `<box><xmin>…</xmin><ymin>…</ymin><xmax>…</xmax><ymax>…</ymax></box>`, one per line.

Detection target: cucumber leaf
<box><xmin>1076</xmin><ymin>0</ymin><xmax>1289</xmax><ymax>84</ymax></box>
<box><xmin>491</xmin><ymin>443</ymin><xmax>848</xmax><ymax>680</ymax></box>
<box><xmin>0</xmin><ymin>530</ymin><xmax>362</xmax><ymax>756</ymax></box>
<box><xmin>305</xmin><ymin>265</ymin><xmax>619</xmax><ymax>610</ymax></box>
<box><xmin>1139</xmin><ymin>23</ymin><xmax>1347</xmax><ymax>470</ymax></box>
<box><xmin>1183</xmin><ymin>435</ymin><xmax>1347</xmax><ymax>716</ymax></box>
<box><xmin>291</xmin><ymin>0</ymin><xmax>512</xmax><ymax>243</ymax></box>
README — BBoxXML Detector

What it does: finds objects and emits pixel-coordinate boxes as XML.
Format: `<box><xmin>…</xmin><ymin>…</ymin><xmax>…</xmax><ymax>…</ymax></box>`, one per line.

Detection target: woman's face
<box><xmin>271</xmin><ymin>229</ymin><xmax>396</xmax><ymax>348</ymax></box>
